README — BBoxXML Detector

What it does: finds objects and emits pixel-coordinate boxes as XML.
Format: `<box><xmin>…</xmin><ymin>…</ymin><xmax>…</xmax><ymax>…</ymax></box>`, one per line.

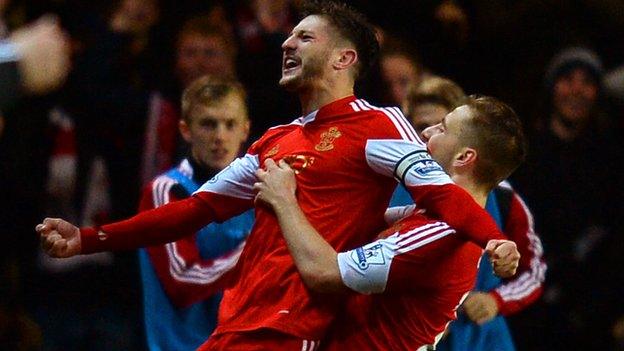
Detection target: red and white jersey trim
<box><xmin>352</xmin><ymin>99</ymin><xmax>424</xmax><ymax>145</ymax></box>
<box><xmin>301</xmin><ymin>339</ymin><xmax>321</xmax><ymax>351</ymax></box>
<box><xmin>195</xmin><ymin>153</ymin><xmax>260</xmax><ymax>200</ymax></box>
<box><xmin>337</xmin><ymin>221</ymin><xmax>456</xmax><ymax>294</ymax></box>
<box><xmin>495</xmin><ymin>194</ymin><xmax>546</xmax><ymax>302</ymax></box>
<box><xmin>151</xmin><ymin>175</ymin><xmax>243</xmax><ymax>285</ymax></box>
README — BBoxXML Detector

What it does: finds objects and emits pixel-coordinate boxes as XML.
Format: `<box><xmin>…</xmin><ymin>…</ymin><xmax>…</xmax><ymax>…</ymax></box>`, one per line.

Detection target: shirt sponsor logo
<box><xmin>354</xmin><ymin>243</ymin><xmax>385</xmax><ymax>270</ymax></box>
<box><xmin>315</xmin><ymin>127</ymin><xmax>342</xmax><ymax>152</ymax></box>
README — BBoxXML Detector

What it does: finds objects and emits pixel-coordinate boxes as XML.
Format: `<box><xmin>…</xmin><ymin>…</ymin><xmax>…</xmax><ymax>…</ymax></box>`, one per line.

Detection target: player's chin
<box><xmin>279</xmin><ymin>75</ymin><xmax>300</xmax><ymax>91</ymax></box>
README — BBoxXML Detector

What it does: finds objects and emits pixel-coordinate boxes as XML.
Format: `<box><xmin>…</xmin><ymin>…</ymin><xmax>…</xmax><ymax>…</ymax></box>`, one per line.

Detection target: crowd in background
<box><xmin>1</xmin><ymin>0</ymin><xmax>623</xmax><ymax>350</ymax></box>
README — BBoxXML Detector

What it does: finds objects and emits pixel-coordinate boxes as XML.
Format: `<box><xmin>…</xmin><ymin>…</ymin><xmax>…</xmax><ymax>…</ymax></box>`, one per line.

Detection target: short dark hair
<box><xmin>181</xmin><ymin>75</ymin><xmax>248</xmax><ymax>122</ymax></box>
<box><xmin>300</xmin><ymin>0</ymin><xmax>379</xmax><ymax>79</ymax></box>
<box><xmin>462</xmin><ymin>96</ymin><xmax>526</xmax><ymax>188</ymax></box>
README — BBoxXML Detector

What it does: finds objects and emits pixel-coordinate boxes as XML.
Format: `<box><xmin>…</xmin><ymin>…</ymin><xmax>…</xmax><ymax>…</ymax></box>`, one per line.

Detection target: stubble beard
<box><xmin>279</xmin><ymin>51</ymin><xmax>329</xmax><ymax>92</ymax></box>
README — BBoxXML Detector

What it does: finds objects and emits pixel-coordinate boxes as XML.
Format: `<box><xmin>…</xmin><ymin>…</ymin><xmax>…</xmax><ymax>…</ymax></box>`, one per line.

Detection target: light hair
<box><xmin>181</xmin><ymin>75</ymin><xmax>248</xmax><ymax>123</ymax></box>
<box><xmin>404</xmin><ymin>76</ymin><xmax>466</xmax><ymax>115</ymax></box>
<box><xmin>461</xmin><ymin>96</ymin><xmax>526</xmax><ymax>188</ymax></box>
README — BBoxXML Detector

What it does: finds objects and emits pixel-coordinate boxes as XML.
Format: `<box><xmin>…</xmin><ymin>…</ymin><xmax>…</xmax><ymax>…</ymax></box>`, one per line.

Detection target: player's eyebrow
<box><xmin>289</xmin><ymin>29</ymin><xmax>315</xmax><ymax>37</ymax></box>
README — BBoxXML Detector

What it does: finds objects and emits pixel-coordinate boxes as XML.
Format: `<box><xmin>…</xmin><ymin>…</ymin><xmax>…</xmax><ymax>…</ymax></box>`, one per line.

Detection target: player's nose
<box><xmin>421</xmin><ymin>126</ymin><xmax>435</xmax><ymax>142</ymax></box>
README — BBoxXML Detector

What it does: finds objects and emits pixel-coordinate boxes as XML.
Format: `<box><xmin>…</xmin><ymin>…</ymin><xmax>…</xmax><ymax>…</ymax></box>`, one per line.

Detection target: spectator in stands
<box><xmin>378</xmin><ymin>38</ymin><xmax>423</xmax><ymax>106</ymax></box>
<box><xmin>513</xmin><ymin>46</ymin><xmax>622</xmax><ymax>350</ymax></box>
<box><xmin>142</xmin><ymin>15</ymin><xmax>238</xmax><ymax>183</ymax></box>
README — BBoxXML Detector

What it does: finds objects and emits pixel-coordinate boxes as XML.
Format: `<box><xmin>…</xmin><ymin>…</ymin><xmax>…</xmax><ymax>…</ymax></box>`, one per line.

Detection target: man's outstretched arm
<box><xmin>37</xmin><ymin>152</ymin><xmax>261</xmax><ymax>257</ymax></box>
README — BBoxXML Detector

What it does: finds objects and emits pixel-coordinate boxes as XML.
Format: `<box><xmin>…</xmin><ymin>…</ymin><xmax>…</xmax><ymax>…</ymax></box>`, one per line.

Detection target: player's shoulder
<box><xmin>248</xmin><ymin>118</ymin><xmax>301</xmax><ymax>153</ymax></box>
<box><xmin>351</xmin><ymin>98</ymin><xmax>421</xmax><ymax>142</ymax></box>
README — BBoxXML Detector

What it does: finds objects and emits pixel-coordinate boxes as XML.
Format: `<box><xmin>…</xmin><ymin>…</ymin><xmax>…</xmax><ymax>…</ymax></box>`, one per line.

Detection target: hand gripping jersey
<box><xmin>326</xmin><ymin>213</ymin><xmax>483</xmax><ymax>350</ymax></box>
<box><xmin>80</xmin><ymin>96</ymin><xmax>504</xmax><ymax>341</ymax></box>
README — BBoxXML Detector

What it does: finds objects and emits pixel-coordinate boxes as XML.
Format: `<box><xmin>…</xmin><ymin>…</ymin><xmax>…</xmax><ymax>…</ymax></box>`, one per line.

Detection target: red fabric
<box><xmin>139</xmin><ymin>178</ymin><xmax>240</xmax><ymax>308</ymax></box>
<box><xmin>80</xmin><ymin>192</ymin><xmax>251</xmax><ymax>254</ymax></box>
<box><xmin>197</xmin><ymin>329</ymin><xmax>319</xmax><ymax>351</ymax></box>
<box><xmin>52</xmin><ymin>127</ymin><xmax>76</xmax><ymax>156</ymax></box>
<box><xmin>325</xmin><ymin>214</ymin><xmax>482</xmax><ymax>350</ymax></box>
<box><xmin>492</xmin><ymin>191</ymin><xmax>545</xmax><ymax>316</ymax></box>
<box><xmin>79</xmin><ymin>96</ymin><xmax>506</xmax><ymax>342</ymax></box>
<box><xmin>155</xmin><ymin>99</ymin><xmax>179</xmax><ymax>173</ymax></box>
<box><xmin>408</xmin><ymin>183</ymin><xmax>507</xmax><ymax>248</ymax></box>
<box><xmin>213</xmin><ymin>97</ymin><xmax>402</xmax><ymax>340</ymax></box>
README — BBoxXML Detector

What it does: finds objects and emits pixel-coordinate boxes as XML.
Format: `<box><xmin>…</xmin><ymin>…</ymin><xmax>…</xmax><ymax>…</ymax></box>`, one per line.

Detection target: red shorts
<box><xmin>197</xmin><ymin>328</ymin><xmax>321</xmax><ymax>351</ymax></box>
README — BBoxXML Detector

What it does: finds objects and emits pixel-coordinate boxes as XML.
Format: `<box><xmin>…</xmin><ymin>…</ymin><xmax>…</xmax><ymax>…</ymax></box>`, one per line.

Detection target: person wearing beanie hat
<box><xmin>511</xmin><ymin>46</ymin><xmax>623</xmax><ymax>350</ymax></box>
<box><xmin>543</xmin><ymin>46</ymin><xmax>605</xmax><ymax>141</ymax></box>
<box><xmin>544</xmin><ymin>47</ymin><xmax>604</xmax><ymax>92</ymax></box>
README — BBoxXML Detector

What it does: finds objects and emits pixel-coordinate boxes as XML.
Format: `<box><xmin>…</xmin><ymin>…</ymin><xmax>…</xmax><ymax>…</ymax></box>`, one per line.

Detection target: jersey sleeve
<box><xmin>139</xmin><ymin>177</ymin><xmax>246</xmax><ymax>308</ymax></box>
<box><xmin>79</xmin><ymin>135</ymin><xmax>271</xmax><ymax>254</ymax></box>
<box><xmin>337</xmin><ymin>219</ymin><xmax>456</xmax><ymax>294</ymax></box>
<box><xmin>363</xmin><ymin>108</ymin><xmax>506</xmax><ymax>248</ymax></box>
<box><xmin>490</xmin><ymin>191</ymin><xmax>547</xmax><ymax>315</ymax></box>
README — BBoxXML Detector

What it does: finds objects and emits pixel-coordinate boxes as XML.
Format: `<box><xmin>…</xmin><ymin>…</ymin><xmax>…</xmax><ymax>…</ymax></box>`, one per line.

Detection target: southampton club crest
<box><xmin>315</xmin><ymin>127</ymin><xmax>342</xmax><ymax>152</ymax></box>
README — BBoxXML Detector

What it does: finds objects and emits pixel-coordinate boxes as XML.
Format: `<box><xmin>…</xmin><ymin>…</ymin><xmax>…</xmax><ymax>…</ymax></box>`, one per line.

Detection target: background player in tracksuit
<box><xmin>390</xmin><ymin>76</ymin><xmax>546</xmax><ymax>351</ymax></box>
<box><xmin>138</xmin><ymin>76</ymin><xmax>253</xmax><ymax>350</ymax></box>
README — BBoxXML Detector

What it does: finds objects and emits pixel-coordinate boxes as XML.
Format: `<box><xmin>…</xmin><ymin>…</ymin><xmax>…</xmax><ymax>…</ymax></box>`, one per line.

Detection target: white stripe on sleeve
<box><xmin>196</xmin><ymin>153</ymin><xmax>259</xmax><ymax>199</ymax></box>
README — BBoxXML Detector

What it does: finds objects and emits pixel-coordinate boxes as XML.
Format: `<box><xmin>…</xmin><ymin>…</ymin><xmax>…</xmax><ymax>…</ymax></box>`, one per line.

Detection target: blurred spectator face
<box><xmin>180</xmin><ymin>93</ymin><xmax>250</xmax><ymax>170</ymax></box>
<box><xmin>176</xmin><ymin>33</ymin><xmax>235</xmax><ymax>88</ymax></box>
<box><xmin>553</xmin><ymin>68</ymin><xmax>598</xmax><ymax>124</ymax></box>
<box><xmin>280</xmin><ymin>15</ymin><xmax>334</xmax><ymax>91</ymax></box>
<box><xmin>253</xmin><ymin>0</ymin><xmax>290</xmax><ymax>33</ymax></box>
<box><xmin>111</xmin><ymin>0</ymin><xmax>159</xmax><ymax>35</ymax></box>
<box><xmin>409</xmin><ymin>103</ymin><xmax>450</xmax><ymax>138</ymax></box>
<box><xmin>381</xmin><ymin>54</ymin><xmax>420</xmax><ymax>105</ymax></box>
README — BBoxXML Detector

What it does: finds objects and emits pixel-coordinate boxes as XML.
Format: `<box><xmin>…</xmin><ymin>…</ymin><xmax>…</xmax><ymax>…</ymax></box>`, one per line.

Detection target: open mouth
<box><xmin>283</xmin><ymin>56</ymin><xmax>301</xmax><ymax>73</ymax></box>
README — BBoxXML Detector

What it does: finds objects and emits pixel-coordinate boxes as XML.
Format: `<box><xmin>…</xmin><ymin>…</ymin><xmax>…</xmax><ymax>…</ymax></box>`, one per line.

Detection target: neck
<box><xmin>298</xmin><ymin>77</ymin><xmax>354</xmax><ymax>115</ymax></box>
<box><xmin>451</xmin><ymin>174</ymin><xmax>490</xmax><ymax>208</ymax></box>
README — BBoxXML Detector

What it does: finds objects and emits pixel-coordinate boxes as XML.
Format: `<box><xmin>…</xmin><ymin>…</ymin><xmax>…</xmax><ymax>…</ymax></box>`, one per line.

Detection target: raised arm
<box><xmin>38</xmin><ymin>153</ymin><xmax>259</xmax><ymax>257</ymax></box>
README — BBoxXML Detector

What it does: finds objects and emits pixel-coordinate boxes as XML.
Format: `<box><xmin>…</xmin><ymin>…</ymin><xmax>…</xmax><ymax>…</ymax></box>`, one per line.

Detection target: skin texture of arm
<box><xmin>254</xmin><ymin>158</ymin><xmax>347</xmax><ymax>293</ymax></box>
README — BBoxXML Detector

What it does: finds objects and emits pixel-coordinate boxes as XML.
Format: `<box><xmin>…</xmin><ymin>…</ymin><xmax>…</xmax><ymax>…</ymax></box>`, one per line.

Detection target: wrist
<box><xmin>271</xmin><ymin>194</ymin><xmax>298</xmax><ymax>213</ymax></box>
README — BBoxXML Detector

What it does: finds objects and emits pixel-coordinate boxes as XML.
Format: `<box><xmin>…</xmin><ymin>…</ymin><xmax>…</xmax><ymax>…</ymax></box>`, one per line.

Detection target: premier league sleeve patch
<box><xmin>337</xmin><ymin>239</ymin><xmax>394</xmax><ymax>294</ymax></box>
<box><xmin>352</xmin><ymin>243</ymin><xmax>386</xmax><ymax>270</ymax></box>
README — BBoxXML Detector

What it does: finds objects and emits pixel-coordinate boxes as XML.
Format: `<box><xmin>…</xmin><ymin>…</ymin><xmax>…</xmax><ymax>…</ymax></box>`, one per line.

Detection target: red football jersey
<box><xmin>327</xmin><ymin>213</ymin><xmax>483</xmax><ymax>350</ymax></box>
<box><xmin>81</xmin><ymin>96</ymin><xmax>504</xmax><ymax>341</ymax></box>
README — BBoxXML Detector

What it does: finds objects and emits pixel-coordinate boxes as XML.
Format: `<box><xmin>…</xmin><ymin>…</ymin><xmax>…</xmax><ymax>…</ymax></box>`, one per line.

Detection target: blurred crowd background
<box><xmin>1</xmin><ymin>0</ymin><xmax>624</xmax><ymax>350</ymax></box>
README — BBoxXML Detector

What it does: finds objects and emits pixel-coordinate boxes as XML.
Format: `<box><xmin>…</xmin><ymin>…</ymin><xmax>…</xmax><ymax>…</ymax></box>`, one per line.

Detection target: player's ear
<box><xmin>454</xmin><ymin>147</ymin><xmax>477</xmax><ymax>167</ymax></box>
<box><xmin>179</xmin><ymin>119</ymin><xmax>192</xmax><ymax>143</ymax></box>
<box><xmin>333</xmin><ymin>48</ymin><xmax>358</xmax><ymax>71</ymax></box>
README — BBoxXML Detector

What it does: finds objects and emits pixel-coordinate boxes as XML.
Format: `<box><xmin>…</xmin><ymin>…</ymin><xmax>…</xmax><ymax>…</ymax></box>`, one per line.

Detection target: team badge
<box><xmin>315</xmin><ymin>127</ymin><xmax>342</xmax><ymax>152</ymax></box>
<box><xmin>265</xmin><ymin>144</ymin><xmax>279</xmax><ymax>158</ymax></box>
